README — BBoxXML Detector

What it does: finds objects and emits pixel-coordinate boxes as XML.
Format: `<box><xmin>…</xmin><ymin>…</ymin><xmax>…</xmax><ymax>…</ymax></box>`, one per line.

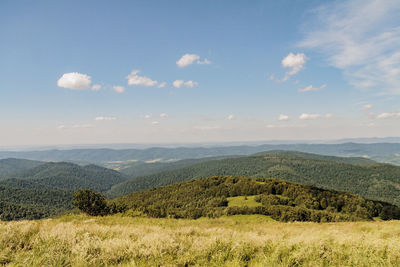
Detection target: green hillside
<box><xmin>0</xmin><ymin>158</ymin><xmax>43</xmax><ymax>178</ymax></box>
<box><xmin>108</xmin><ymin>151</ymin><xmax>400</xmax><ymax>206</ymax></box>
<box><xmin>4</xmin><ymin>162</ymin><xmax>127</xmax><ymax>192</ymax></box>
<box><xmin>114</xmin><ymin>176</ymin><xmax>400</xmax><ymax>222</ymax></box>
<box><xmin>0</xmin><ymin>162</ymin><xmax>128</xmax><ymax>221</ymax></box>
<box><xmin>115</xmin><ymin>156</ymin><xmax>233</xmax><ymax>177</ymax></box>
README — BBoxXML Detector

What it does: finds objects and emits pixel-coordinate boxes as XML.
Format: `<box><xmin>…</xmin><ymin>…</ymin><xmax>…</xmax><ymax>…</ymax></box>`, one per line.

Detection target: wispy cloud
<box><xmin>299</xmin><ymin>0</ymin><xmax>400</xmax><ymax>94</ymax></box>
<box><xmin>94</xmin><ymin>116</ymin><xmax>116</xmax><ymax>121</ymax></box>
<box><xmin>126</xmin><ymin>70</ymin><xmax>164</xmax><ymax>87</ymax></box>
<box><xmin>362</xmin><ymin>104</ymin><xmax>373</xmax><ymax>110</ymax></box>
<box><xmin>298</xmin><ymin>84</ymin><xmax>326</xmax><ymax>93</ymax></box>
<box><xmin>173</xmin><ymin>80</ymin><xmax>199</xmax><ymax>88</ymax></box>
<box><xmin>227</xmin><ymin>114</ymin><xmax>235</xmax><ymax>120</ymax></box>
<box><xmin>299</xmin><ymin>113</ymin><xmax>321</xmax><ymax>120</ymax></box>
<box><xmin>376</xmin><ymin>112</ymin><xmax>400</xmax><ymax>119</ymax></box>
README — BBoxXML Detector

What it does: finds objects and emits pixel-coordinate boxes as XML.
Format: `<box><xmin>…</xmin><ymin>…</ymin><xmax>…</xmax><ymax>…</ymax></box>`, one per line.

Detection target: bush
<box><xmin>73</xmin><ymin>189</ymin><xmax>109</xmax><ymax>216</ymax></box>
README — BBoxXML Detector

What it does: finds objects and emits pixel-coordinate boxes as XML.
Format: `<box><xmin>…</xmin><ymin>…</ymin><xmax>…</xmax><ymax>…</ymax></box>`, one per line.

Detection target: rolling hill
<box><xmin>0</xmin><ymin>162</ymin><xmax>128</xmax><ymax>220</ymax></box>
<box><xmin>0</xmin><ymin>158</ymin><xmax>44</xmax><ymax>178</ymax></box>
<box><xmin>108</xmin><ymin>151</ymin><xmax>400</xmax><ymax>206</ymax></box>
<box><xmin>113</xmin><ymin>176</ymin><xmax>400</xmax><ymax>222</ymax></box>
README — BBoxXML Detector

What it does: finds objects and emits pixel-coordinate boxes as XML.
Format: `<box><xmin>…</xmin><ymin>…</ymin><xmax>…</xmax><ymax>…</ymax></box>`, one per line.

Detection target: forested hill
<box><xmin>1</xmin><ymin>142</ymin><xmax>400</xmax><ymax>165</ymax></box>
<box><xmin>2</xmin><ymin>162</ymin><xmax>127</xmax><ymax>192</ymax></box>
<box><xmin>114</xmin><ymin>176</ymin><xmax>400</xmax><ymax>222</ymax></box>
<box><xmin>0</xmin><ymin>162</ymin><xmax>128</xmax><ymax>221</ymax></box>
<box><xmin>0</xmin><ymin>158</ymin><xmax>43</xmax><ymax>178</ymax></box>
<box><xmin>108</xmin><ymin>151</ymin><xmax>400</xmax><ymax>206</ymax></box>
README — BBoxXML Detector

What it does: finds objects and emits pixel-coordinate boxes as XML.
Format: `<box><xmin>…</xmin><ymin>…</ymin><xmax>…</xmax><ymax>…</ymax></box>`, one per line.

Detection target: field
<box><xmin>1</xmin><ymin>214</ymin><xmax>400</xmax><ymax>266</ymax></box>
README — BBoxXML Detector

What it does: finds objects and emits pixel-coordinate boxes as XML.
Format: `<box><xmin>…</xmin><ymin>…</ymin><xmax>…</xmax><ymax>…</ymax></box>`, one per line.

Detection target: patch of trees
<box><xmin>113</xmin><ymin>176</ymin><xmax>400</xmax><ymax>222</ymax></box>
<box><xmin>73</xmin><ymin>189</ymin><xmax>126</xmax><ymax>216</ymax></box>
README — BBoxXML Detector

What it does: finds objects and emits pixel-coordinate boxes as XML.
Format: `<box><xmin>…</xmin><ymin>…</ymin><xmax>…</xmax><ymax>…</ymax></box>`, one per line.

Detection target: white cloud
<box><xmin>299</xmin><ymin>113</ymin><xmax>321</xmax><ymax>120</ymax></box>
<box><xmin>151</xmin><ymin>121</ymin><xmax>159</xmax><ymax>125</ymax></box>
<box><xmin>266</xmin><ymin>124</ymin><xmax>305</xmax><ymax>129</ymax></box>
<box><xmin>184</xmin><ymin>80</ymin><xmax>199</xmax><ymax>88</ymax></box>
<box><xmin>278</xmin><ymin>114</ymin><xmax>290</xmax><ymax>121</ymax></box>
<box><xmin>95</xmin><ymin>116</ymin><xmax>116</xmax><ymax>121</ymax></box>
<box><xmin>144</xmin><ymin>114</ymin><xmax>152</xmax><ymax>119</ymax></box>
<box><xmin>57</xmin><ymin>72</ymin><xmax>93</xmax><ymax>90</ymax></box>
<box><xmin>362</xmin><ymin>104</ymin><xmax>373</xmax><ymax>110</ymax></box>
<box><xmin>227</xmin><ymin>114</ymin><xmax>235</xmax><ymax>120</ymax></box>
<box><xmin>298</xmin><ymin>84</ymin><xmax>326</xmax><ymax>92</ymax></box>
<box><xmin>325</xmin><ymin>113</ymin><xmax>333</xmax><ymax>118</ymax></box>
<box><xmin>160</xmin><ymin>113</ymin><xmax>168</xmax><ymax>118</ymax></box>
<box><xmin>57</xmin><ymin>125</ymin><xmax>66</xmax><ymax>130</ymax></box>
<box><xmin>173</xmin><ymin>80</ymin><xmax>184</xmax><ymax>88</ymax></box>
<box><xmin>281</xmin><ymin>53</ymin><xmax>307</xmax><ymax>81</ymax></box>
<box><xmin>173</xmin><ymin>80</ymin><xmax>198</xmax><ymax>88</ymax></box>
<box><xmin>177</xmin><ymin>54</ymin><xmax>200</xmax><ymax>68</ymax></box>
<box><xmin>376</xmin><ymin>112</ymin><xmax>400</xmax><ymax>119</ymax></box>
<box><xmin>157</xmin><ymin>82</ymin><xmax>166</xmax><ymax>88</ymax></box>
<box><xmin>299</xmin><ymin>0</ymin><xmax>400</xmax><ymax>94</ymax></box>
<box><xmin>113</xmin><ymin>86</ymin><xmax>125</xmax><ymax>93</ymax></box>
<box><xmin>91</xmin><ymin>84</ymin><xmax>101</xmax><ymax>91</ymax></box>
<box><xmin>176</xmin><ymin>54</ymin><xmax>212</xmax><ymax>67</ymax></box>
<box><xmin>126</xmin><ymin>70</ymin><xmax>159</xmax><ymax>87</ymax></box>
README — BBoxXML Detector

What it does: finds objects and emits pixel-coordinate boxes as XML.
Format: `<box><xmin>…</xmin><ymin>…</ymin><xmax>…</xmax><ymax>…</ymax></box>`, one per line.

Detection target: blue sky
<box><xmin>1</xmin><ymin>0</ymin><xmax>400</xmax><ymax>146</ymax></box>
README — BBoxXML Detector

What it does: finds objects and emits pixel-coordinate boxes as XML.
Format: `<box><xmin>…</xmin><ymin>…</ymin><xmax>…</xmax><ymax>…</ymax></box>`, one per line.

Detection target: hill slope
<box><xmin>3</xmin><ymin>162</ymin><xmax>127</xmax><ymax>192</ymax></box>
<box><xmin>0</xmin><ymin>162</ymin><xmax>129</xmax><ymax>221</ymax></box>
<box><xmin>114</xmin><ymin>176</ymin><xmax>400</xmax><ymax>222</ymax></box>
<box><xmin>0</xmin><ymin>158</ymin><xmax>43</xmax><ymax>178</ymax></box>
<box><xmin>108</xmin><ymin>151</ymin><xmax>400</xmax><ymax>206</ymax></box>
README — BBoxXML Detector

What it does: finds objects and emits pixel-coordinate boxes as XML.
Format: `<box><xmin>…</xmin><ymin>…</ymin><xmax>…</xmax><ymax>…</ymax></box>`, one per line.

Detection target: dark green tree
<box><xmin>73</xmin><ymin>189</ymin><xmax>108</xmax><ymax>216</ymax></box>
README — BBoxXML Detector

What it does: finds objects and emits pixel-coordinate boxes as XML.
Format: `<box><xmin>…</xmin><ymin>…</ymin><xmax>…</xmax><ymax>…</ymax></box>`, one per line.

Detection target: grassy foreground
<box><xmin>1</xmin><ymin>214</ymin><xmax>400</xmax><ymax>266</ymax></box>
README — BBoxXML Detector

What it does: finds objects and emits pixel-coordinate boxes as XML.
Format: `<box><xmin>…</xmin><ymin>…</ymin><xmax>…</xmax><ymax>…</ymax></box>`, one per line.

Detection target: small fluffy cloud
<box><xmin>299</xmin><ymin>113</ymin><xmax>321</xmax><ymax>120</ymax></box>
<box><xmin>362</xmin><ymin>104</ymin><xmax>373</xmax><ymax>110</ymax></box>
<box><xmin>376</xmin><ymin>112</ymin><xmax>400</xmax><ymax>119</ymax></box>
<box><xmin>173</xmin><ymin>80</ymin><xmax>198</xmax><ymax>88</ymax></box>
<box><xmin>157</xmin><ymin>82</ymin><xmax>166</xmax><ymax>88</ymax></box>
<box><xmin>281</xmin><ymin>53</ymin><xmax>307</xmax><ymax>81</ymax></box>
<box><xmin>95</xmin><ymin>116</ymin><xmax>116</xmax><ymax>121</ymax></box>
<box><xmin>113</xmin><ymin>86</ymin><xmax>125</xmax><ymax>93</ymax></box>
<box><xmin>160</xmin><ymin>113</ymin><xmax>168</xmax><ymax>118</ymax></box>
<box><xmin>144</xmin><ymin>114</ymin><xmax>152</xmax><ymax>119</ymax></box>
<box><xmin>57</xmin><ymin>72</ymin><xmax>93</xmax><ymax>90</ymax></box>
<box><xmin>298</xmin><ymin>84</ymin><xmax>326</xmax><ymax>92</ymax></box>
<box><xmin>227</xmin><ymin>115</ymin><xmax>235</xmax><ymax>120</ymax></box>
<box><xmin>173</xmin><ymin>80</ymin><xmax>184</xmax><ymax>88</ymax></box>
<box><xmin>151</xmin><ymin>121</ymin><xmax>159</xmax><ymax>125</ymax></box>
<box><xmin>126</xmin><ymin>70</ymin><xmax>160</xmax><ymax>87</ymax></box>
<box><xmin>278</xmin><ymin>114</ymin><xmax>290</xmax><ymax>121</ymax></box>
<box><xmin>184</xmin><ymin>80</ymin><xmax>199</xmax><ymax>88</ymax></box>
<box><xmin>325</xmin><ymin>113</ymin><xmax>333</xmax><ymax>118</ymax></box>
<box><xmin>176</xmin><ymin>54</ymin><xmax>211</xmax><ymax>68</ymax></box>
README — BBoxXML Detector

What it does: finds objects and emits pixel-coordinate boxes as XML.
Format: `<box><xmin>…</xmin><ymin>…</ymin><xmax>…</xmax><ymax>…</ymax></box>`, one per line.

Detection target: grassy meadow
<box><xmin>1</xmin><ymin>214</ymin><xmax>400</xmax><ymax>266</ymax></box>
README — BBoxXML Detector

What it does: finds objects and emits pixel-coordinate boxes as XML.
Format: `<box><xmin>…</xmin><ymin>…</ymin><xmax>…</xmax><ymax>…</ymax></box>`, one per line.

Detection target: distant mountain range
<box><xmin>1</xmin><ymin>142</ymin><xmax>400</xmax><ymax>166</ymax></box>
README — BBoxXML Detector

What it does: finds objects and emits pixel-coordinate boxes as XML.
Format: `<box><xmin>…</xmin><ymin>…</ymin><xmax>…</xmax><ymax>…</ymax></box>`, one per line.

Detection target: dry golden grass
<box><xmin>1</xmin><ymin>214</ymin><xmax>400</xmax><ymax>266</ymax></box>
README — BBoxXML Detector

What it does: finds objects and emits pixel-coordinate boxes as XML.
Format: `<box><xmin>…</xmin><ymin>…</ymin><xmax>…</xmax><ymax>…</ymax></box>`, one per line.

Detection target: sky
<box><xmin>1</xmin><ymin>0</ymin><xmax>400</xmax><ymax>147</ymax></box>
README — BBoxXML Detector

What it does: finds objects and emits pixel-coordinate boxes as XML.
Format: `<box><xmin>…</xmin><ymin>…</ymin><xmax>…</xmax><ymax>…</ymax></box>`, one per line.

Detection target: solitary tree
<box><xmin>73</xmin><ymin>189</ymin><xmax>108</xmax><ymax>216</ymax></box>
